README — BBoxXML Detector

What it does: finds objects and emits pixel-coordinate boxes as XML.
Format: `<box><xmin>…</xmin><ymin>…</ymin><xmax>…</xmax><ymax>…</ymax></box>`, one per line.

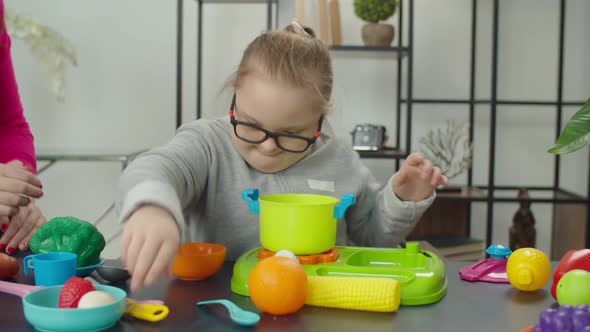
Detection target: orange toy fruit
<box><xmin>247</xmin><ymin>256</ymin><xmax>308</xmax><ymax>315</ymax></box>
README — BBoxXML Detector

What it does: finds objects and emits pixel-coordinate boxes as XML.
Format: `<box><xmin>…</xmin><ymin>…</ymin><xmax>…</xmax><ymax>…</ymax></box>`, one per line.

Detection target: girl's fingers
<box><xmin>126</xmin><ymin>235</ymin><xmax>143</xmax><ymax>278</ymax></box>
<box><xmin>394</xmin><ymin>166</ymin><xmax>408</xmax><ymax>185</ymax></box>
<box><xmin>404</xmin><ymin>153</ymin><xmax>424</xmax><ymax>167</ymax></box>
<box><xmin>144</xmin><ymin>242</ymin><xmax>177</xmax><ymax>287</ymax></box>
<box><xmin>130</xmin><ymin>239</ymin><xmax>161</xmax><ymax>292</ymax></box>
<box><xmin>421</xmin><ymin>160</ymin><xmax>434</xmax><ymax>180</ymax></box>
<box><xmin>120</xmin><ymin>225</ymin><xmax>132</xmax><ymax>267</ymax></box>
<box><xmin>431</xmin><ymin>167</ymin><xmax>443</xmax><ymax>187</ymax></box>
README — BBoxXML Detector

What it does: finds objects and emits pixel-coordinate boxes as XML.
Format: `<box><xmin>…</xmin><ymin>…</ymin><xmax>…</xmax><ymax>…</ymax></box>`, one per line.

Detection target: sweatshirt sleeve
<box><xmin>115</xmin><ymin>123</ymin><xmax>212</xmax><ymax>239</ymax></box>
<box><xmin>344</xmin><ymin>160</ymin><xmax>435</xmax><ymax>248</ymax></box>
<box><xmin>0</xmin><ymin>6</ymin><xmax>37</xmax><ymax>173</ymax></box>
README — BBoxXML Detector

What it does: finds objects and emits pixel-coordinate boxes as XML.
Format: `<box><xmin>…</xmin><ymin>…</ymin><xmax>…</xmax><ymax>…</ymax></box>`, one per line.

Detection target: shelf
<box><xmin>436</xmin><ymin>186</ymin><xmax>488</xmax><ymax>201</ymax></box>
<box><xmin>491</xmin><ymin>187</ymin><xmax>588</xmax><ymax>204</ymax></box>
<box><xmin>329</xmin><ymin>45</ymin><xmax>409</xmax><ymax>57</ymax></box>
<box><xmin>400</xmin><ymin>98</ymin><xmax>586</xmax><ymax>107</ymax></box>
<box><xmin>355</xmin><ymin>147</ymin><xmax>407</xmax><ymax>159</ymax></box>
<box><xmin>36</xmin><ymin>148</ymin><xmax>147</xmax><ymax>162</ymax></box>
<box><xmin>436</xmin><ymin>186</ymin><xmax>588</xmax><ymax>204</ymax></box>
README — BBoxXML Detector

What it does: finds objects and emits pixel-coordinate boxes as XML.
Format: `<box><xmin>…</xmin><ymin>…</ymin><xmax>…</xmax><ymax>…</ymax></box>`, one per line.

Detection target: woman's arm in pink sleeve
<box><xmin>0</xmin><ymin>8</ymin><xmax>37</xmax><ymax>174</ymax></box>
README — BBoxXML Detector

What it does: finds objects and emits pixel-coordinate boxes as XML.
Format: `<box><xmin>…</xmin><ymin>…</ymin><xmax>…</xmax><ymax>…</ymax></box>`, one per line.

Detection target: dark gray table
<box><xmin>1</xmin><ymin>254</ymin><xmax>556</xmax><ymax>332</ymax></box>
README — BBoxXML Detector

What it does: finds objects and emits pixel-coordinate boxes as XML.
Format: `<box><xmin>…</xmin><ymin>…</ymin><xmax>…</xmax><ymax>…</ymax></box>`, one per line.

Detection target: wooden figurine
<box><xmin>509</xmin><ymin>188</ymin><xmax>537</xmax><ymax>250</ymax></box>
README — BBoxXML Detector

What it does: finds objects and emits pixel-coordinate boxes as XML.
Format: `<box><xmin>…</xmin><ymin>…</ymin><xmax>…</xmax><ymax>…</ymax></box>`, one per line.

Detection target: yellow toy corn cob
<box><xmin>305</xmin><ymin>276</ymin><xmax>400</xmax><ymax>312</ymax></box>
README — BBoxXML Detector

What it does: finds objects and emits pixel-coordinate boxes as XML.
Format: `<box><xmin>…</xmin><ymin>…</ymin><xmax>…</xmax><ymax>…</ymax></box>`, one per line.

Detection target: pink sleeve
<box><xmin>0</xmin><ymin>1</ymin><xmax>37</xmax><ymax>174</ymax></box>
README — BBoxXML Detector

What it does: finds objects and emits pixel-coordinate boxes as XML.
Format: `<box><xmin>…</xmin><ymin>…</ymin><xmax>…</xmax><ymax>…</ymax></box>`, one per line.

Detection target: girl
<box><xmin>118</xmin><ymin>21</ymin><xmax>447</xmax><ymax>292</ymax></box>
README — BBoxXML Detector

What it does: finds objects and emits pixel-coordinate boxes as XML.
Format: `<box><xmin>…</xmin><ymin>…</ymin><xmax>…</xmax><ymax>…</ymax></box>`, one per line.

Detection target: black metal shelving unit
<box><xmin>401</xmin><ymin>0</ymin><xmax>589</xmax><ymax>250</ymax></box>
<box><xmin>330</xmin><ymin>0</ymin><xmax>413</xmax><ymax>164</ymax></box>
<box><xmin>181</xmin><ymin>0</ymin><xmax>589</xmax><ymax>250</ymax></box>
<box><xmin>174</xmin><ymin>0</ymin><xmax>279</xmax><ymax>126</ymax></box>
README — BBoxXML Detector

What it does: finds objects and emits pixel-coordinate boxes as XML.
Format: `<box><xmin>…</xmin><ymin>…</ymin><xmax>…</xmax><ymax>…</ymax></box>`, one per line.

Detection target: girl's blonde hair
<box><xmin>230</xmin><ymin>23</ymin><xmax>333</xmax><ymax>115</ymax></box>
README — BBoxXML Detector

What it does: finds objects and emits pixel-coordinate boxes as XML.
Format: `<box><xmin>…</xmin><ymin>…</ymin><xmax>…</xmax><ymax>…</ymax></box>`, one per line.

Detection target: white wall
<box><xmin>7</xmin><ymin>0</ymin><xmax>589</xmax><ymax>258</ymax></box>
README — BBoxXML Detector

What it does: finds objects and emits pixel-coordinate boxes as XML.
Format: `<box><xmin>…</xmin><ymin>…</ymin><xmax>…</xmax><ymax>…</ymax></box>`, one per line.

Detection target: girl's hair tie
<box><xmin>291</xmin><ymin>19</ymin><xmax>310</xmax><ymax>37</ymax></box>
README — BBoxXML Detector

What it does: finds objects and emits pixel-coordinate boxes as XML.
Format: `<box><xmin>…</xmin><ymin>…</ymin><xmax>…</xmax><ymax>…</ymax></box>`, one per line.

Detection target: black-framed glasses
<box><xmin>229</xmin><ymin>94</ymin><xmax>323</xmax><ymax>153</ymax></box>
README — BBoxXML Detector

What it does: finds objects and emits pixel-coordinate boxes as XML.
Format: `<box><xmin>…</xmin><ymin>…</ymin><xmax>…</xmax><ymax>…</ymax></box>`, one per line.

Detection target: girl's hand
<box><xmin>392</xmin><ymin>153</ymin><xmax>448</xmax><ymax>202</ymax></box>
<box><xmin>0</xmin><ymin>200</ymin><xmax>46</xmax><ymax>254</ymax></box>
<box><xmin>121</xmin><ymin>205</ymin><xmax>180</xmax><ymax>292</ymax></box>
<box><xmin>0</xmin><ymin>161</ymin><xmax>43</xmax><ymax>217</ymax></box>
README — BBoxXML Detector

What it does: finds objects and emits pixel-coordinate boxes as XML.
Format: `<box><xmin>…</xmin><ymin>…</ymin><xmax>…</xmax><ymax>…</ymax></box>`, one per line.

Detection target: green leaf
<box><xmin>548</xmin><ymin>98</ymin><xmax>590</xmax><ymax>154</ymax></box>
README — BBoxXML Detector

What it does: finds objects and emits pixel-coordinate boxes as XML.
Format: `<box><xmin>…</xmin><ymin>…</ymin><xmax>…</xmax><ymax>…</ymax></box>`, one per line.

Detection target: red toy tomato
<box><xmin>551</xmin><ymin>249</ymin><xmax>590</xmax><ymax>299</ymax></box>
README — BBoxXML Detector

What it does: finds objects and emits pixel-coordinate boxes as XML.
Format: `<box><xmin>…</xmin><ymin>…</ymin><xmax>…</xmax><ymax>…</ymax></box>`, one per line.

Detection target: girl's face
<box><xmin>230</xmin><ymin>72</ymin><xmax>323</xmax><ymax>173</ymax></box>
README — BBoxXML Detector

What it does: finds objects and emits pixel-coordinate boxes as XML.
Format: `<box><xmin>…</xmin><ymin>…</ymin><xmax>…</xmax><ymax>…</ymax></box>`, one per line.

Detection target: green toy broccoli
<box><xmin>29</xmin><ymin>216</ymin><xmax>106</xmax><ymax>267</ymax></box>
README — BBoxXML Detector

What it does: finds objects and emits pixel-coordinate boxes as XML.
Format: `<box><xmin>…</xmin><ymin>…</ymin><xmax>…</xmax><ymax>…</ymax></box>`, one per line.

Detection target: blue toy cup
<box><xmin>23</xmin><ymin>252</ymin><xmax>77</xmax><ymax>286</ymax></box>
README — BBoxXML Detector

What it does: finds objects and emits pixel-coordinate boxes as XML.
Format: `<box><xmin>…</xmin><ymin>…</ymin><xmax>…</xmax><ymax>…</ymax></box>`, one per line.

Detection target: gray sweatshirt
<box><xmin>116</xmin><ymin>116</ymin><xmax>435</xmax><ymax>260</ymax></box>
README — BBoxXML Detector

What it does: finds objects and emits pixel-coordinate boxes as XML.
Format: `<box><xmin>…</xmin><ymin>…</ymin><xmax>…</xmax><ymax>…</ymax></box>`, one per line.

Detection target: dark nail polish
<box><xmin>7</xmin><ymin>247</ymin><xmax>14</xmax><ymax>255</ymax></box>
<box><xmin>0</xmin><ymin>244</ymin><xmax>5</xmax><ymax>251</ymax></box>
<box><xmin>1</xmin><ymin>224</ymin><xmax>6</xmax><ymax>232</ymax></box>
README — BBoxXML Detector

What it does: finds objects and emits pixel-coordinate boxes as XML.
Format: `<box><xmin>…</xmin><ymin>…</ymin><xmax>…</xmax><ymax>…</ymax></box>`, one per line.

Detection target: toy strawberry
<box><xmin>58</xmin><ymin>277</ymin><xmax>95</xmax><ymax>308</ymax></box>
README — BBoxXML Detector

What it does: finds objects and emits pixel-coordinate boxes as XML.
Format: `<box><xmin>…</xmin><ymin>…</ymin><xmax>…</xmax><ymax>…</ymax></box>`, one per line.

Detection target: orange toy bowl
<box><xmin>172</xmin><ymin>243</ymin><xmax>227</xmax><ymax>281</ymax></box>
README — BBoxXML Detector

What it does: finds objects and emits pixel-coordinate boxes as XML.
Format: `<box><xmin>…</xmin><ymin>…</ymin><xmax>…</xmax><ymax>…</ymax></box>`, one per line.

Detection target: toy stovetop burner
<box><xmin>257</xmin><ymin>247</ymin><xmax>339</xmax><ymax>265</ymax></box>
<box><xmin>231</xmin><ymin>242</ymin><xmax>448</xmax><ymax>306</ymax></box>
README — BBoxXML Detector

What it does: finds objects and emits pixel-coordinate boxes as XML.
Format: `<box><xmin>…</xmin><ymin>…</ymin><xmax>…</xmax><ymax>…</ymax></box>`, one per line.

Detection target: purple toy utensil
<box><xmin>459</xmin><ymin>244</ymin><xmax>512</xmax><ymax>283</ymax></box>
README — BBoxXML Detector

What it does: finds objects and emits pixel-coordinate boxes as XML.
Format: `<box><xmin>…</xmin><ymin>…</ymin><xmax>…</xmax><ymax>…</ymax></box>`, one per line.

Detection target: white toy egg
<box><xmin>274</xmin><ymin>249</ymin><xmax>299</xmax><ymax>263</ymax></box>
<box><xmin>77</xmin><ymin>290</ymin><xmax>117</xmax><ymax>308</ymax></box>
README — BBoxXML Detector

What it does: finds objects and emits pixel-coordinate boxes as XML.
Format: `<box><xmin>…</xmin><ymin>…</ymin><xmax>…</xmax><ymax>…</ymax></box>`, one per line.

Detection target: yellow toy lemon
<box><xmin>506</xmin><ymin>248</ymin><xmax>551</xmax><ymax>291</ymax></box>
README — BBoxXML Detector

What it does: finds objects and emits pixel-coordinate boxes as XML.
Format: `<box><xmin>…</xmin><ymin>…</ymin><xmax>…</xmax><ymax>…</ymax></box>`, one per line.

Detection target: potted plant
<box><xmin>548</xmin><ymin>98</ymin><xmax>590</xmax><ymax>154</ymax></box>
<box><xmin>353</xmin><ymin>0</ymin><xmax>397</xmax><ymax>47</ymax></box>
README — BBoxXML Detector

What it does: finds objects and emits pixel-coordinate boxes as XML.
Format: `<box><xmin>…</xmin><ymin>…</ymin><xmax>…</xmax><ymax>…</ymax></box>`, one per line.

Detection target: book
<box><xmin>413</xmin><ymin>235</ymin><xmax>485</xmax><ymax>257</ymax></box>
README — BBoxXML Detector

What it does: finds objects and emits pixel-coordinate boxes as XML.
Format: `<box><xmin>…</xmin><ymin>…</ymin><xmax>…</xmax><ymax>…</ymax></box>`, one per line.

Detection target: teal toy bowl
<box><xmin>23</xmin><ymin>284</ymin><xmax>126</xmax><ymax>332</ymax></box>
<box><xmin>76</xmin><ymin>260</ymin><xmax>104</xmax><ymax>277</ymax></box>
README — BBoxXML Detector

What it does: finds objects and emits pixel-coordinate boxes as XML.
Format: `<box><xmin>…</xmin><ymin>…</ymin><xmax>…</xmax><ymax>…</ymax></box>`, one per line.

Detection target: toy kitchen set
<box><xmin>230</xmin><ymin>189</ymin><xmax>448</xmax><ymax>306</ymax></box>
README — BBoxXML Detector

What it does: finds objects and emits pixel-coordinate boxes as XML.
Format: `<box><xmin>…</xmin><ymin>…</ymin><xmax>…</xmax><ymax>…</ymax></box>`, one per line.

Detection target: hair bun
<box><xmin>285</xmin><ymin>21</ymin><xmax>316</xmax><ymax>38</ymax></box>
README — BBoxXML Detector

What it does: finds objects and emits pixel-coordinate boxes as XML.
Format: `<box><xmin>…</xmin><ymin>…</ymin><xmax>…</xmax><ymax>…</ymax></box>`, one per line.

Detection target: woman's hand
<box><xmin>392</xmin><ymin>153</ymin><xmax>448</xmax><ymax>202</ymax></box>
<box><xmin>121</xmin><ymin>205</ymin><xmax>180</xmax><ymax>292</ymax></box>
<box><xmin>0</xmin><ymin>161</ymin><xmax>43</xmax><ymax>217</ymax></box>
<box><xmin>0</xmin><ymin>200</ymin><xmax>46</xmax><ymax>254</ymax></box>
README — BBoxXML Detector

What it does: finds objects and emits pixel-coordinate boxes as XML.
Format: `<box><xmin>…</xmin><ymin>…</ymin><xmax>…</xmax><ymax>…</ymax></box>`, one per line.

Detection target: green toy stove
<box><xmin>230</xmin><ymin>241</ymin><xmax>448</xmax><ymax>306</ymax></box>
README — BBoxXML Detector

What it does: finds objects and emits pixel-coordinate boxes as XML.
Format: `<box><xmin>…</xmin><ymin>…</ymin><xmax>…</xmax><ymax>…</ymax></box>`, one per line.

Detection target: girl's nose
<box><xmin>258</xmin><ymin>137</ymin><xmax>280</xmax><ymax>153</ymax></box>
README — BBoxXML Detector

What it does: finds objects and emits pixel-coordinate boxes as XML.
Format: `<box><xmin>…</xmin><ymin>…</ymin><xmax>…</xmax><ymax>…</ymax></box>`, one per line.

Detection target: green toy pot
<box><xmin>242</xmin><ymin>189</ymin><xmax>355</xmax><ymax>255</ymax></box>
